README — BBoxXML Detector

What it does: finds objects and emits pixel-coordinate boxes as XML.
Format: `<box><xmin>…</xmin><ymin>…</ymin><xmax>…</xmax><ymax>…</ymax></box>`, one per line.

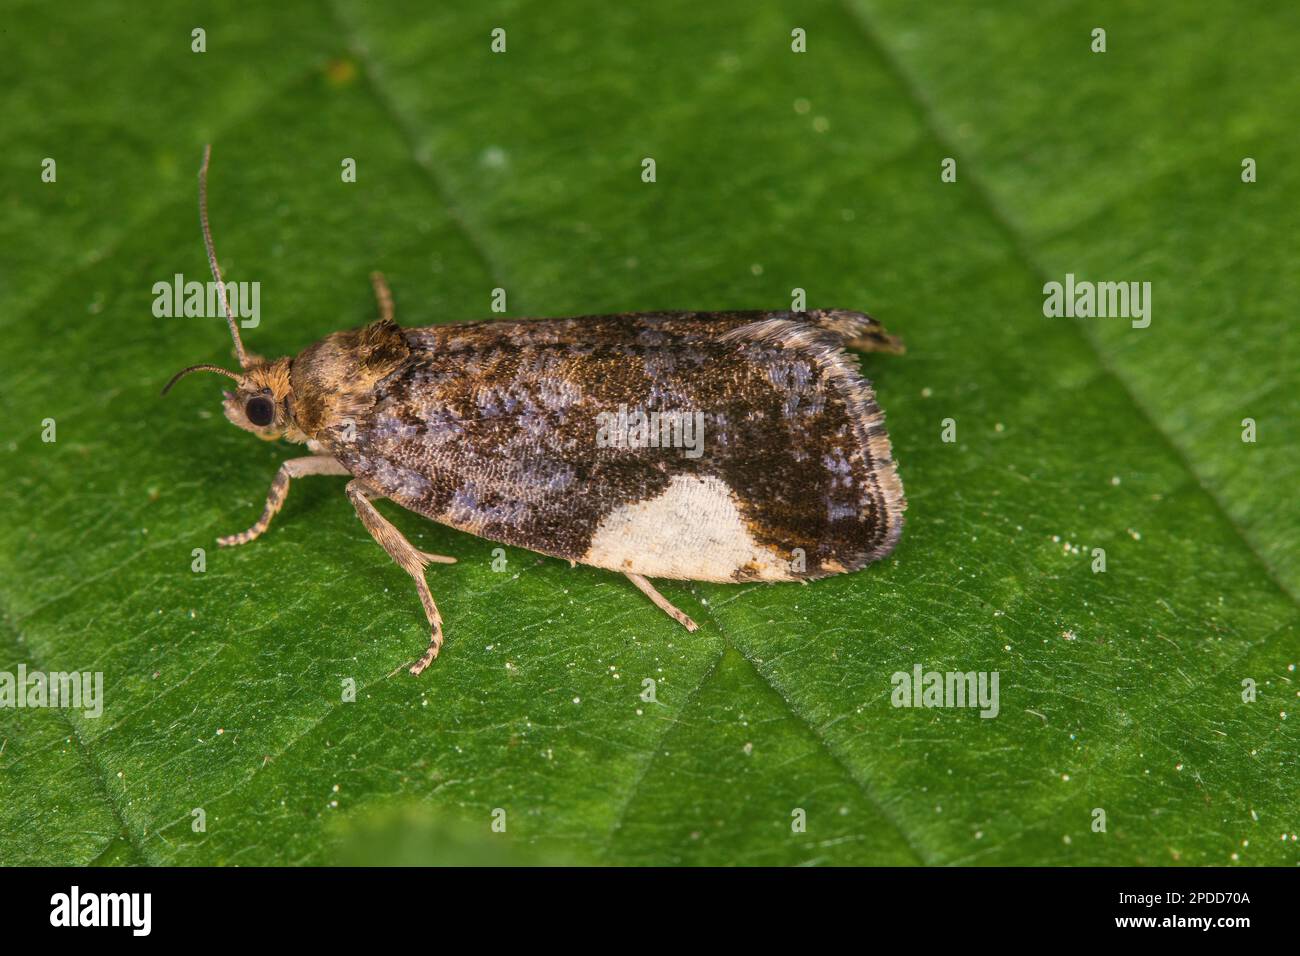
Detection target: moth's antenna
<box><xmin>161</xmin><ymin>363</ymin><xmax>242</xmax><ymax>396</ymax></box>
<box><xmin>198</xmin><ymin>144</ymin><xmax>249</xmax><ymax>369</ymax></box>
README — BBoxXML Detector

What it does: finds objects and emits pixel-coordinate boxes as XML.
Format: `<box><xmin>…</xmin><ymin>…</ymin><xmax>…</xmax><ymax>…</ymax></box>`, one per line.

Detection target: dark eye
<box><xmin>245</xmin><ymin>395</ymin><xmax>275</xmax><ymax>427</ymax></box>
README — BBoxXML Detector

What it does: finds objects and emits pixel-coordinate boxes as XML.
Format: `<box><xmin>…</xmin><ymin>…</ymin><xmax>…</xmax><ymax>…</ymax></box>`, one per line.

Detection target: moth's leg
<box><xmin>346</xmin><ymin>479</ymin><xmax>447</xmax><ymax>675</ymax></box>
<box><xmin>370</xmin><ymin>271</ymin><xmax>394</xmax><ymax>324</ymax></box>
<box><xmin>218</xmin><ymin>456</ymin><xmax>351</xmax><ymax>547</ymax></box>
<box><xmin>350</xmin><ymin>488</ymin><xmax>456</xmax><ymax>566</ymax></box>
<box><xmin>625</xmin><ymin>573</ymin><xmax>699</xmax><ymax>632</ymax></box>
<box><xmin>417</xmin><ymin>549</ymin><xmax>458</xmax><ymax>565</ymax></box>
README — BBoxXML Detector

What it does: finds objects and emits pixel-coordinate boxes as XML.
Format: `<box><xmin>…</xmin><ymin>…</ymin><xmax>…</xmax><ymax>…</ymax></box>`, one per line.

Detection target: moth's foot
<box><xmin>409</xmin><ymin>623</ymin><xmax>444</xmax><ymax>676</ymax></box>
<box><xmin>418</xmin><ymin>550</ymin><xmax>457</xmax><ymax>565</ymax></box>
<box><xmin>216</xmin><ymin>456</ymin><xmax>348</xmax><ymax>550</ymax></box>
<box><xmin>217</xmin><ymin>526</ymin><xmax>263</xmax><ymax>547</ymax></box>
<box><xmin>674</xmin><ymin>610</ymin><xmax>700</xmax><ymax>632</ymax></box>
<box><xmin>624</xmin><ymin>572</ymin><xmax>699</xmax><ymax>632</ymax></box>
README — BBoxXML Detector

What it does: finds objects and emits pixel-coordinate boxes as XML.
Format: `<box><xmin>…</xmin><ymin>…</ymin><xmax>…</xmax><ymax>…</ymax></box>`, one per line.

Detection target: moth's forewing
<box><xmin>323</xmin><ymin>311</ymin><xmax>905</xmax><ymax>583</ymax></box>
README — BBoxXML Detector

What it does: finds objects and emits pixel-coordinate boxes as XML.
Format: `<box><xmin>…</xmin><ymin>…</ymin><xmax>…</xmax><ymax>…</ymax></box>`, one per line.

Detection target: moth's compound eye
<box><xmin>245</xmin><ymin>395</ymin><xmax>275</xmax><ymax>427</ymax></box>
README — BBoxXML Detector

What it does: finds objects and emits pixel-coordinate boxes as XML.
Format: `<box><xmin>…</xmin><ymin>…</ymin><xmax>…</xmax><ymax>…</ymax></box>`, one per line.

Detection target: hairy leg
<box><xmin>346</xmin><ymin>479</ymin><xmax>451</xmax><ymax>675</ymax></box>
<box><xmin>218</xmin><ymin>455</ymin><xmax>352</xmax><ymax>547</ymax></box>
<box><xmin>370</xmin><ymin>271</ymin><xmax>394</xmax><ymax>324</ymax></box>
<box><xmin>625</xmin><ymin>572</ymin><xmax>699</xmax><ymax>632</ymax></box>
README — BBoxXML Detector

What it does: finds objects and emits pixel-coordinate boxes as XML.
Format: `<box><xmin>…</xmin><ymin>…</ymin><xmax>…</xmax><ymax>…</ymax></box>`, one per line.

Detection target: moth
<box><xmin>165</xmin><ymin>146</ymin><xmax>907</xmax><ymax>675</ymax></box>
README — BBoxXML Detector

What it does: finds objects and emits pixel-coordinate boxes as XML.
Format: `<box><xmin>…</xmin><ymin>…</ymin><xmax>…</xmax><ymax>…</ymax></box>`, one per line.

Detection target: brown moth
<box><xmin>165</xmin><ymin>146</ymin><xmax>907</xmax><ymax>675</ymax></box>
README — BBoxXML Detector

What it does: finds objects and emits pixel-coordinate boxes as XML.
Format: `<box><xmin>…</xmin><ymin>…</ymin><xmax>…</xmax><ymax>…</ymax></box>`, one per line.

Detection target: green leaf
<box><xmin>1</xmin><ymin>0</ymin><xmax>1295</xmax><ymax>866</ymax></box>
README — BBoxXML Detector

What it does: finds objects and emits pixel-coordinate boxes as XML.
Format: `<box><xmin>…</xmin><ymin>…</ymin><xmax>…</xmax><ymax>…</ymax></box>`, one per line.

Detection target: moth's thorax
<box><xmin>289</xmin><ymin>317</ymin><xmax>410</xmax><ymax>441</ymax></box>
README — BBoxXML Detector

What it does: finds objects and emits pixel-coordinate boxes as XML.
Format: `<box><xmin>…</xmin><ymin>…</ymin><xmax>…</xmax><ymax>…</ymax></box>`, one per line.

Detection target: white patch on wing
<box><xmin>582</xmin><ymin>474</ymin><xmax>794</xmax><ymax>582</ymax></box>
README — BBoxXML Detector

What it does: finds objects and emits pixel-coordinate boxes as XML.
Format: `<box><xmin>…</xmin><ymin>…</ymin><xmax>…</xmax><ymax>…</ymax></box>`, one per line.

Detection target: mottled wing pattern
<box><xmin>324</xmin><ymin>311</ymin><xmax>905</xmax><ymax>583</ymax></box>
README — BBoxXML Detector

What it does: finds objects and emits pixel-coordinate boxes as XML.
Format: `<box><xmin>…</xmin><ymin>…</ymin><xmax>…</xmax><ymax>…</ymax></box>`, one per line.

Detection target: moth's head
<box><xmin>162</xmin><ymin>357</ymin><xmax>302</xmax><ymax>442</ymax></box>
<box><xmin>220</xmin><ymin>359</ymin><xmax>295</xmax><ymax>439</ymax></box>
<box><xmin>161</xmin><ymin>144</ymin><xmax>304</xmax><ymax>444</ymax></box>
